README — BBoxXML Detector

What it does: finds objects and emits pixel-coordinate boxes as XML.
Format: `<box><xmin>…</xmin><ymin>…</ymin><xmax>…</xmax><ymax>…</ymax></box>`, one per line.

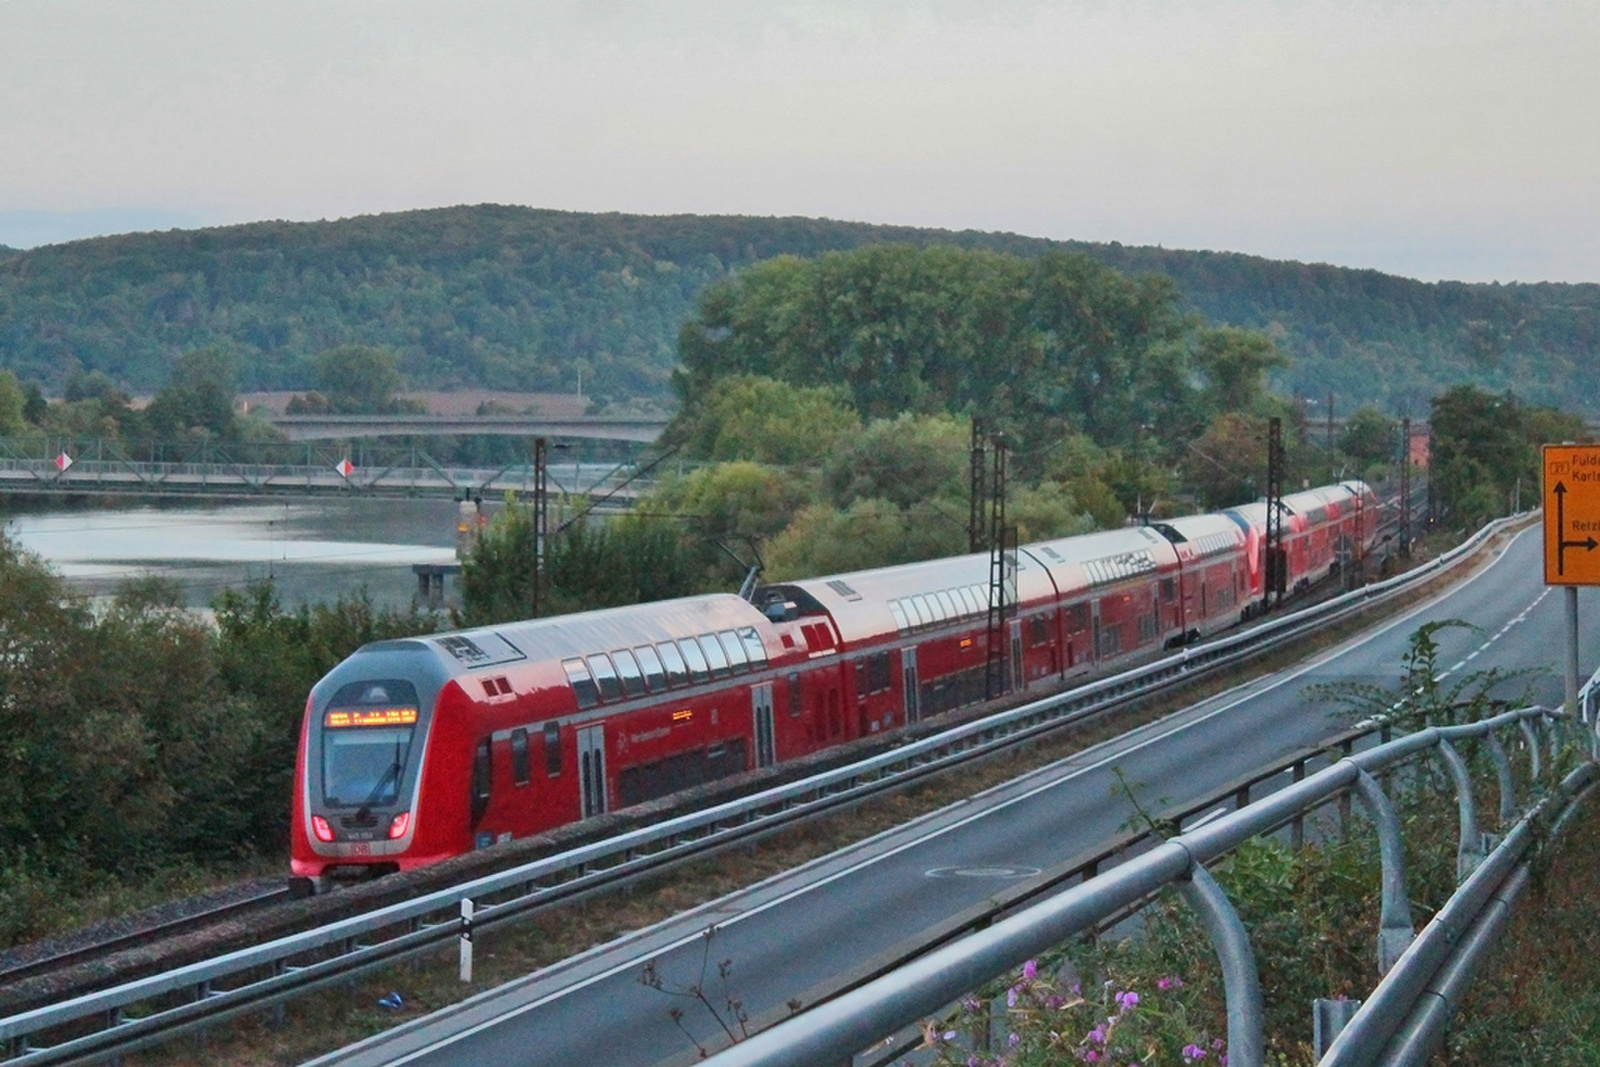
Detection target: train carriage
<box><xmin>291</xmin><ymin>481</ymin><xmax>1377</xmax><ymax>885</ymax></box>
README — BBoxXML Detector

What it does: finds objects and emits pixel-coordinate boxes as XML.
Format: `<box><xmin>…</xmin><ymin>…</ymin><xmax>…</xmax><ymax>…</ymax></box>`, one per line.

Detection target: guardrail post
<box><xmin>459</xmin><ymin>898</ymin><xmax>475</xmax><ymax>983</ymax></box>
<box><xmin>1290</xmin><ymin>761</ymin><xmax>1306</xmax><ymax>850</ymax></box>
<box><xmin>1517</xmin><ymin>718</ymin><xmax>1542</xmax><ymax>781</ymax></box>
<box><xmin>1433</xmin><ymin>739</ymin><xmax>1486</xmax><ymax>881</ymax></box>
<box><xmin>1354</xmin><ymin>770</ymin><xmax>1414</xmax><ymax>973</ymax></box>
<box><xmin>1177</xmin><ymin>862</ymin><xmax>1263</xmax><ymax>1067</ymax></box>
<box><xmin>1312</xmin><ymin>997</ymin><xmax>1361</xmax><ymax>1057</ymax></box>
<box><xmin>1481</xmin><ymin>730</ymin><xmax>1516</xmax><ymax>827</ymax></box>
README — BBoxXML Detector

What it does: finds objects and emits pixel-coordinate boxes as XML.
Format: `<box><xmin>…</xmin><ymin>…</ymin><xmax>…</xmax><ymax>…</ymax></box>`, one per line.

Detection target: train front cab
<box><xmin>291</xmin><ymin>640</ymin><xmax>454</xmax><ymax>886</ymax></box>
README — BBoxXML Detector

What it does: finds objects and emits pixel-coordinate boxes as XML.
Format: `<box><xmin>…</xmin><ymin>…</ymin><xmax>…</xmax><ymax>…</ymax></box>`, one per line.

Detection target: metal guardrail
<box><xmin>0</xmin><ymin>511</ymin><xmax>1525</xmax><ymax>1062</ymax></box>
<box><xmin>705</xmin><ymin>707</ymin><xmax>1591</xmax><ymax>1067</ymax></box>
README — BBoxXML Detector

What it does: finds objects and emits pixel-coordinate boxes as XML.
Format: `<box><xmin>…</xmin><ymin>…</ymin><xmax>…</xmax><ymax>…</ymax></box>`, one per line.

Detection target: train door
<box><xmin>1009</xmin><ymin>619</ymin><xmax>1024</xmax><ymax>692</ymax></box>
<box><xmin>902</xmin><ymin>648</ymin><xmax>920</xmax><ymax>724</ymax></box>
<box><xmin>752</xmin><ymin>683</ymin><xmax>776</xmax><ymax>768</ymax></box>
<box><xmin>1091</xmin><ymin>601</ymin><xmax>1103</xmax><ymax>665</ymax></box>
<box><xmin>577</xmin><ymin>724</ymin><xmax>607</xmax><ymax>819</ymax></box>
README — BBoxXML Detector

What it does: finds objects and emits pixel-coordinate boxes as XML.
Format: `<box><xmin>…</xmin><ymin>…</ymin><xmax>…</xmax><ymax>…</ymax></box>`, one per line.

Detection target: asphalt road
<box><xmin>318</xmin><ymin>524</ymin><xmax>1598</xmax><ymax>1067</ymax></box>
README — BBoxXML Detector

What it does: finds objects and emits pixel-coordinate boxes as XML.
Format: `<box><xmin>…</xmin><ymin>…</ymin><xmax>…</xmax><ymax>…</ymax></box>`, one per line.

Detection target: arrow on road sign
<box><xmin>1552</xmin><ymin>481</ymin><xmax>1599</xmax><ymax>577</ymax></box>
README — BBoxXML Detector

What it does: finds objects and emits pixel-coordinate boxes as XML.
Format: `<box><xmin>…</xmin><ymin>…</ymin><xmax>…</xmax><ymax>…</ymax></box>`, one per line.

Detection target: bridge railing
<box><xmin>0</xmin><ymin>436</ymin><xmax>674</xmax><ymax>500</ymax></box>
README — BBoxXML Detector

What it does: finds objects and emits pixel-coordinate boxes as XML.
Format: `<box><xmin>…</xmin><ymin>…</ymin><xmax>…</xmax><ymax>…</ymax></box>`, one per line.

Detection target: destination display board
<box><xmin>1543</xmin><ymin>444</ymin><xmax>1600</xmax><ymax>585</ymax></box>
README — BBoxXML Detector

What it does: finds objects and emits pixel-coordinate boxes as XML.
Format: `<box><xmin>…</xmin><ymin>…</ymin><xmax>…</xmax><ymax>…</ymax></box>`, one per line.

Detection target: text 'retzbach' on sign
<box><xmin>1543</xmin><ymin>444</ymin><xmax>1600</xmax><ymax>586</ymax></box>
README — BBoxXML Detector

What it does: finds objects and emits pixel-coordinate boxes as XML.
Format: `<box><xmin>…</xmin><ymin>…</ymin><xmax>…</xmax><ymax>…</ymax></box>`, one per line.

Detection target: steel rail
<box><xmin>0</xmin><ymin>511</ymin><xmax>1524</xmax><ymax>1062</ymax></box>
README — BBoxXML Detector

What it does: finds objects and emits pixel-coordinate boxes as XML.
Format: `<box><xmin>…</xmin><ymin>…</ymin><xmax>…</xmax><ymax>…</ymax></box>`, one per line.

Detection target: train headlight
<box><xmin>311</xmin><ymin>815</ymin><xmax>334</xmax><ymax>842</ymax></box>
<box><xmin>388</xmin><ymin>811</ymin><xmax>411</xmax><ymax>840</ymax></box>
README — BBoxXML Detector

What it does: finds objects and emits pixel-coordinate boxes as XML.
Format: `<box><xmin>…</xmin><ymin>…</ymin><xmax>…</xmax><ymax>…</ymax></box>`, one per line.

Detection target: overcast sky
<box><xmin>2</xmin><ymin>1</ymin><xmax>1595</xmax><ymax>283</ymax></box>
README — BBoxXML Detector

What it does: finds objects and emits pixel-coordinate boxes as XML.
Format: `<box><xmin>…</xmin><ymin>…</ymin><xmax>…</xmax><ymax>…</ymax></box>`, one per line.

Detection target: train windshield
<box><xmin>320</xmin><ymin>679</ymin><xmax>420</xmax><ymax>808</ymax></box>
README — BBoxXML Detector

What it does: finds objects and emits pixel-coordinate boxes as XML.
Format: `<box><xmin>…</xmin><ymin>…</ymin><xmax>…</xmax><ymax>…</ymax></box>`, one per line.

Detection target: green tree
<box><xmin>1339</xmin><ymin>406</ymin><xmax>1399</xmax><ymax>474</ymax></box>
<box><xmin>0</xmin><ymin>370</ymin><xmax>27</xmax><ymax>436</ymax></box>
<box><xmin>1191</xmin><ymin>326</ymin><xmax>1290</xmax><ymax>416</ymax></box>
<box><xmin>649</xmin><ymin>461</ymin><xmax>815</xmax><ymax>587</ymax></box>
<box><xmin>144</xmin><ymin>346</ymin><xmax>240</xmax><ymax>440</ymax></box>
<box><xmin>764</xmin><ymin>498</ymin><xmax>966</xmax><ymax>579</ymax></box>
<box><xmin>823</xmin><ymin>413</ymin><xmax>968</xmax><ymax>510</ymax></box>
<box><xmin>665</xmin><ymin>374</ymin><xmax>859</xmax><ymax>466</ymax></box>
<box><xmin>315</xmin><ymin>345</ymin><xmax>406</xmax><ymax>414</ymax></box>
<box><xmin>1427</xmin><ymin>386</ymin><xmax>1579</xmax><ymax>528</ymax></box>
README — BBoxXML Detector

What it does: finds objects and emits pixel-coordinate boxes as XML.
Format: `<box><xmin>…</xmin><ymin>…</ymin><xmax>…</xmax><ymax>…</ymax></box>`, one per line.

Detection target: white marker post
<box><xmin>459</xmin><ymin>897</ymin><xmax>474</xmax><ymax>983</ymax></box>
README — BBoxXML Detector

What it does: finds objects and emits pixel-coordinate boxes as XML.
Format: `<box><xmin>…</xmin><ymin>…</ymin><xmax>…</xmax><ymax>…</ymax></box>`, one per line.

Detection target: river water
<box><xmin>4</xmin><ymin>498</ymin><xmax>464</xmax><ymax>611</ymax></box>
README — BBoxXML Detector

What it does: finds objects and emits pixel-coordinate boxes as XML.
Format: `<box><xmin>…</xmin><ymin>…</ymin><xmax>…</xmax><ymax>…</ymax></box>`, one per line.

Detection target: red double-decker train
<box><xmin>291</xmin><ymin>481</ymin><xmax>1377</xmax><ymax>884</ymax></box>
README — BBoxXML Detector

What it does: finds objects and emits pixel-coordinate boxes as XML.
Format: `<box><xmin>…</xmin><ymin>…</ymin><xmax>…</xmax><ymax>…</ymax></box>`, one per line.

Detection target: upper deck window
<box><xmin>717</xmin><ymin>630</ymin><xmax>748</xmax><ymax>672</ymax></box>
<box><xmin>737</xmin><ymin>627</ymin><xmax>768</xmax><ymax>668</ymax></box>
<box><xmin>677</xmin><ymin>637</ymin><xmax>711</xmax><ymax>683</ymax></box>
<box><xmin>562</xmin><ymin>658</ymin><xmax>600</xmax><ymax>709</ymax></box>
<box><xmin>586</xmin><ymin>653</ymin><xmax>623</xmax><ymax>702</ymax></box>
<box><xmin>657</xmin><ymin>641</ymin><xmax>690</xmax><ymax>687</ymax></box>
<box><xmin>634</xmin><ymin>645</ymin><xmax>667</xmax><ymax>691</ymax></box>
<box><xmin>612</xmin><ymin>648</ymin><xmax>647</xmax><ymax>697</ymax></box>
<box><xmin>699</xmin><ymin>633</ymin><xmax>731</xmax><ymax>677</ymax></box>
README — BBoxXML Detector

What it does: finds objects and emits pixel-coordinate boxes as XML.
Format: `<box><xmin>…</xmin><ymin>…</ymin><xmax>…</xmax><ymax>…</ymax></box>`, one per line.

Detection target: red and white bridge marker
<box><xmin>54</xmin><ymin>452</ymin><xmax>73</xmax><ymax>472</ymax></box>
<box><xmin>334</xmin><ymin>458</ymin><xmax>355</xmax><ymax>477</ymax></box>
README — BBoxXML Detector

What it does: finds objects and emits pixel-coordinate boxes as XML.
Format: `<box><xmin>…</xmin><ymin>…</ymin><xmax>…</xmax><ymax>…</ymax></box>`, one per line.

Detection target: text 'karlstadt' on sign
<box><xmin>1543</xmin><ymin>444</ymin><xmax>1600</xmax><ymax>585</ymax></box>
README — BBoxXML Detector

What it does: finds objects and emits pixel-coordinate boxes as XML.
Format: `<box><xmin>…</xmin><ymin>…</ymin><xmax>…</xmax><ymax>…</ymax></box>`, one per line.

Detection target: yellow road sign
<box><xmin>1543</xmin><ymin>444</ymin><xmax>1600</xmax><ymax>585</ymax></box>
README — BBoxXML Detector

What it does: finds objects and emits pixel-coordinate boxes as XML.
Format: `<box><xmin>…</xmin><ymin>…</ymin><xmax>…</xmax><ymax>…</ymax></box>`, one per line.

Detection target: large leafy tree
<box><xmin>144</xmin><ymin>346</ymin><xmax>241</xmax><ymax>440</ymax></box>
<box><xmin>675</xmin><ymin>246</ymin><xmax>1203</xmax><ymax>453</ymax></box>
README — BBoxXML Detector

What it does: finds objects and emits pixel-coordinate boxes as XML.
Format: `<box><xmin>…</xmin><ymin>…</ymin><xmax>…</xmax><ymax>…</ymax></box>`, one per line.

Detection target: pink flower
<box><xmin>1182</xmin><ymin>1044</ymin><xmax>1207</xmax><ymax>1062</ymax></box>
<box><xmin>1115</xmin><ymin>990</ymin><xmax>1139</xmax><ymax>1013</ymax></box>
<box><xmin>1158</xmin><ymin>976</ymin><xmax>1184</xmax><ymax>991</ymax></box>
<box><xmin>1022</xmin><ymin>959</ymin><xmax>1038</xmax><ymax>981</ymax></box>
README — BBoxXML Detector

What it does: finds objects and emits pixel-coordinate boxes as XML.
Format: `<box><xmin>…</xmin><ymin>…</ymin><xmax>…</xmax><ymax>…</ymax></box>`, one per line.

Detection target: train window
<box><xmin>510</xmin><ymin>728</ymin><xmax>531</xmax><ymax>786</ymax></box>
<box><xmin>699</xmin><ymin>634</ymin><xmax>731</xmax><ymax>677</ymax></box>
<box><xmin>658</xmin><ymin>641</ymin><xmax>690</xmax><ymax>687</ymax></box>
<box><xmin>787</xmin><ymin>672</ymin><xmax>802</xmax><ymax>717</ymax></box>
<box><xmin>888</xmin><ymin>600</ymin><xmax>910</xmax><ymax>633</ymax></box>
<box><xmin>869</xmin><ymin>651</ymin><xmax>892</xmax><ymax>692</ymax></box>
<box><xmin>934</xmin><ymin>590</ymin><xmax>957</xmax><ymax>620</ymax></box>
<box><xmin>470</xmin><ymin>737</ymin><xmax>492</xmax><ymax>826</ymax></box>
<box><xmin>587</xmin><ymin>654</ymin><xmax>623</xmax><ymax>702</ymax></box>
<box><xmin>612</xmin><ymin>649</ymin><xmax>647</xmax><ymax>697</ymax></box>
<box><xmin>544</xmin><ymin>722</ymin><xmax>562</xmax><ymax>777</ymax></box>
<box><xmin>562</xmin><ymin>658</ymin><xmax>600</xmax><ymax>709</ymax></box>
<box><xmin>737</xmin><ymin>627</ymin><xmax>768</xmax><ymax>668</ymax></box>
<box><xmin>634</xmin><ymin>645</ymin><xmax>667</xmax><ymax>691</ymax></box>
<box><xmin>717</xmin><ymin>630</ymin><xmax>748</xmax><ymax>672</ymax></box>
<box><xmin>1160</xmin><ymin>578</ymin><xmax>1176</xmax><ymax>602</ymax></box>
<box><xmin>855</xmin><ymin>657</ymin><xmax>868</xmax><ymax>698</ymax></box>
<box><xmin>1028</xmin><ymin>616</ymin><xmax>1050</xmax><ymax>647</ymax></box>
<box><xmin>677</xmin><ymin>638</ymin><xmax>711</xmax><ymax>682</ymax></box>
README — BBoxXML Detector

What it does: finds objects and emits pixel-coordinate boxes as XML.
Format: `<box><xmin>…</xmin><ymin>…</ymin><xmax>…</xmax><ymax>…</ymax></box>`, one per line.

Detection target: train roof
<box><xmin>1150</xmin><ymin>512</ymin><xmax>1246</xmax><ymax>560</ymax></box>
<box><xmin>363</xmin><ymin>594</ymin><xmax>776</xmax><ymax>678</ymax></box>
<box><xmin>767</xmin><ymin>548</ymin><xmax>1059</xmax><ymax>646</ymax></box>
<box><xmin>1021</xmin><ymin>524</ymin><xmax>1179</xmax><ymax>595</ymax></box>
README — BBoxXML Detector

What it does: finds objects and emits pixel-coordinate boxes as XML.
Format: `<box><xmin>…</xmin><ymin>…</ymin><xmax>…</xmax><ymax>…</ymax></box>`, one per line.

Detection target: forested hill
<box><xmin>1</xmin><ymin>204</ymin><xmax>1595</xmax><ymax>412</ymax></box>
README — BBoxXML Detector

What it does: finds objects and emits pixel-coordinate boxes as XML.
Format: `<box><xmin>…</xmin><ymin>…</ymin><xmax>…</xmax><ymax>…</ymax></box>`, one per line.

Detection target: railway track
<box><xmin>0</xmin><ymin>881</ymin><xmax>296</xmax><ymax>1004</ymax></box>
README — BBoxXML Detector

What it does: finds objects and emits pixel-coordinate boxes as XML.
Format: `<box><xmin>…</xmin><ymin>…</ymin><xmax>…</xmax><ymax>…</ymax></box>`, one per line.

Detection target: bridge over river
<box><xmin>0</xmin><ymin>437</ymin><xmax>668</xmax><ymax>502</ymax></box>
